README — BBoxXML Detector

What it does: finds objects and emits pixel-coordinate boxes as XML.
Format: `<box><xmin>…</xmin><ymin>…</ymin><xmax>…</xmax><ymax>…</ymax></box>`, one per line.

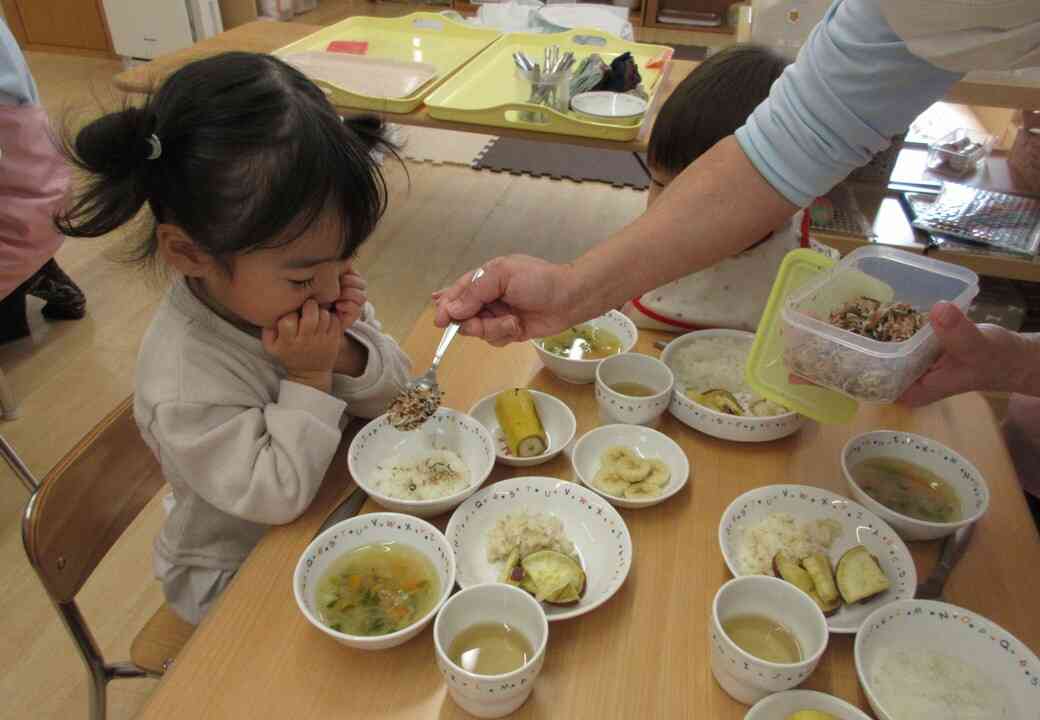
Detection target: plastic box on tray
<box><xmin>780</xmin><ymin>247</ymin><xmax>979</xmax><ymax>404</ymax></box>
<box><xmin>927</xmin><ymin>128</ymin><xmax>995</xmax><ymax>177</ymax></box>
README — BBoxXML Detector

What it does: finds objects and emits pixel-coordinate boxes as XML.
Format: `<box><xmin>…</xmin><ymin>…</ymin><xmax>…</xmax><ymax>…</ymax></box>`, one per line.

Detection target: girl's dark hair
<box><xmin>647</xmin><ymin>45</ymin><xmax>788</xmax><ymax>176</ymax></box>
<box><xmin>56</xmin><ymin>52</ymin><xmax>397</xmax><ymax>266</ymax></box>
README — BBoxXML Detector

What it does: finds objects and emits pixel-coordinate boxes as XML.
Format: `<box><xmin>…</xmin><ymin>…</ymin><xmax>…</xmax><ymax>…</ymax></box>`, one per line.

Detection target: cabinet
<box><xmin>1</xmin><ymin>0</ymin><xmax>114</xmax><ymax>55</ymax></box>
<box><xmin>641</xmin><ymin>0</ymin><xmax>734</xmax><ymax>32</ymax></box>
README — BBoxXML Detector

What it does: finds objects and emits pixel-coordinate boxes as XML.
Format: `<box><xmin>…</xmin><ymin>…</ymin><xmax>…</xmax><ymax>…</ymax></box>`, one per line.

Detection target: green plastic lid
<box><xmin>745</xmin><ymin>249</ymin><xmax>858</xmax><ymax>425</ymax></box>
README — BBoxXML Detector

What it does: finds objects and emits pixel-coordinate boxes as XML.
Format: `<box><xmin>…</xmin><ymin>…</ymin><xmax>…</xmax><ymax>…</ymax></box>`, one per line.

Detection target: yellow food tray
<box><xmin>424</xmin><ymin>30</ymin><xmax>674</xmax><ymax>142</ymax></box>
<box><xmin>272</xmin><ymin>13</ymin><xmax>501</xmax><ymax>114</ymax></box>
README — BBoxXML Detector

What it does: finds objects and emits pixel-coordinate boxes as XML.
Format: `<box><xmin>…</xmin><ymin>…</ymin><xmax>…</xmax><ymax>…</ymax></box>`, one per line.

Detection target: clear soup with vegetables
<box><xmin>539</xmin><ymin>324</ymin><xmax>622</xmax><ymax>360</ymax></box>
<box><xmin>852</xmin><ymin>457</ymin><xmax>961</xmax><ymax>523</ymax></box>
<box><xmin>316</xmin><ymin>542</ymin><xmax>439</xmax><ymax>636</ymax></box>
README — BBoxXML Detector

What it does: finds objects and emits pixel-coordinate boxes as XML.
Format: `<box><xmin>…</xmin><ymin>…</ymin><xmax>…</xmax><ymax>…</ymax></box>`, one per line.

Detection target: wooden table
<box><xmin>111</xmin><ymin>21</ymin><xmax>695</xmax><ymax>153</ymax></box>
<box><xmin>138</xmin><ymin>307</ymin><xmax>1040</xmax><ymax>719</ymax></box>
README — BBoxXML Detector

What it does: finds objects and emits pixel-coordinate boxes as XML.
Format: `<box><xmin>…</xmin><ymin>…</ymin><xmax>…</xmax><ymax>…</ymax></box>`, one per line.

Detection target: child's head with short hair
<box><xmin>57</xmin><ymin>52</ymin><xmax>395</xmax><ymax>329</ymax></box>
<box><xmin>646</xmin><ymin>45</ymin><xmax>788</xmax><ymax>205</ymax></box>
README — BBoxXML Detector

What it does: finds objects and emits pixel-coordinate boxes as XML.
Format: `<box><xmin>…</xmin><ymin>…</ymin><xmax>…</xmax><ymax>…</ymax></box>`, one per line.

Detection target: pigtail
<box><xmin>55</xmin><ymin>104</ymin><xmax>156</xmax><ymax>238</ymax></box>
<box><xmin>342</xmin><ymin>114</ymin><xmax>401</xmax><ymax>157</ymax></box>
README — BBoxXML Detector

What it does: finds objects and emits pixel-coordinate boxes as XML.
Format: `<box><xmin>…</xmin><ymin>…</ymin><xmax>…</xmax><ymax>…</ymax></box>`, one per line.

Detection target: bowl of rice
<box><xmin>661</xmin><ymin>330</ymin><xmax>804</xmax><ymax>442</ymax></box>
<box><xmin>348</xmin><ymin>408</ymin><xmax>496</xmax><ymax>518</ymax></box>
<box><xmin>855</xmin><ymin>599</ymin><xmax>1038</xmax><ymax>720</ymax></box>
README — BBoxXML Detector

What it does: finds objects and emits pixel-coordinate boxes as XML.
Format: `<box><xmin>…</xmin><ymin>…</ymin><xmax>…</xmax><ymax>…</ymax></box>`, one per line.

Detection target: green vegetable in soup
<box><xmin>851</xmin><ymin>457</ymin><xmax>961</xmax><ymax>523</ymax></box>
<box><xmin>316</xmin><ymin>542</ymin><xmax>439</xmax><ymax>636</ymax></box>
<box><xmin>538</xmin><ymin>324</ymin><xmax>622</xmax><ymax>360</ymax></box>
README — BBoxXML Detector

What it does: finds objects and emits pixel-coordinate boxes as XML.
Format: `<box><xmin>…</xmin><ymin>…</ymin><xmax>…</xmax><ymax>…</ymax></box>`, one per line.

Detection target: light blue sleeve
<box><xmin>734</xmin><ymin>0</ymin><xmax>963</xmax><ymax>208</ymax></box>
<box><xmin>0</xmin><ymin>18</ymin><xmax>39</xmax><ymax>106</ymax></box>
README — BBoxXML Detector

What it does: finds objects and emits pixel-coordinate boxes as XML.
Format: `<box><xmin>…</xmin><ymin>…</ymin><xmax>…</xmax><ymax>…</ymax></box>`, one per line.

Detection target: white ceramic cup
<box><xmin>434</xmin><ymin>583</ymin><xmax>549</xmax><ymax>718</ymax></box>
<box><xmin>595</xmin><ymin>352</ymin><xmax>674</xmax><ymax>427</ymax></box>
<box><xmin>710</xmin><ymin>576</ymin><xmax>829</xmax><ymax>705</ymax></box>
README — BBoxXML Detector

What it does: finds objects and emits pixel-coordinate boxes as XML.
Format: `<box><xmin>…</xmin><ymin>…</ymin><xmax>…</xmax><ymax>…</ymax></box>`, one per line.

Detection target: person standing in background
<box><xmin>0</xmin><ymin>18</ymin><xmax>86</xmax><ymax>344</ymax></box>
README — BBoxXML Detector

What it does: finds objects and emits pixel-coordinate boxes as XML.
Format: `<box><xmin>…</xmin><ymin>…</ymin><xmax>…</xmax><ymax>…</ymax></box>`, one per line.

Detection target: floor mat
<box><xmin>474</xmin><ymin>137</ymin><xmax>650</xmax><ymax>189</ymax></box>
<box><xmin>394</xmin><ymin>125</ymin><xmax>498</xmax><ymax>167</ymax></box>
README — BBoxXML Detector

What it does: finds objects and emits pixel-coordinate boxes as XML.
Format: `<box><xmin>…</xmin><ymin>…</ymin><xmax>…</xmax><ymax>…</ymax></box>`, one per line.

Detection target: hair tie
<box><xmin>145</xmin><ymin>134</ymin><xmax>162</xmax><ymax>161</ymax></box>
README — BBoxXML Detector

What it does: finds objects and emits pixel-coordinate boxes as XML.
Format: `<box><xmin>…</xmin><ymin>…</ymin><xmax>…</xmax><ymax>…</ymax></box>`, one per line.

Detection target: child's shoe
<box><xmin>29</xmin><ymin>259</ymin><xmax>86</xmax><ymax>320</ymax></box>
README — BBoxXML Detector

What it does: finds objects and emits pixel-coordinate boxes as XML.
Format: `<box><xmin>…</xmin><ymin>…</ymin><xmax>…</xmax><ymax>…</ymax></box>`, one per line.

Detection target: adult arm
<box><xmin>435</xmin><ymin>0</ymin><xmax>964</xmax><ymax>341</ymax></box>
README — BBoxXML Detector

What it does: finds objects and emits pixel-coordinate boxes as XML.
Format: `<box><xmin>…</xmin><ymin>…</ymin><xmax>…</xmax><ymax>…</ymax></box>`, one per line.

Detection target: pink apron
<box><xmin>0</xmin><ymin>104</ymin><xmax>69</xmax><ymax>300</ymax></box>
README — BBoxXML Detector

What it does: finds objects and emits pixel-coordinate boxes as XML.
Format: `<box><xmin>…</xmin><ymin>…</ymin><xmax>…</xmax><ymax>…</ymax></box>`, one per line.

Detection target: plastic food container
<box><xmin>927</xmin><ymin>128</ymin><xmax>994</xmax><ymax>177</ymax></box>
<box><xmin>780</xmin><ymin>246</ymin><xmax>978</xmax><ymax>404</ymax></box>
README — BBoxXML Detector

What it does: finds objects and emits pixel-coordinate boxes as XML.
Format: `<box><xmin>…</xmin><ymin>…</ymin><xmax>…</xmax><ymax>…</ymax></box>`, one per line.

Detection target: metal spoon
<box><xmin>387</xmin><ymin>267</ymin><xmax>486</xmax><ymax>431</ymax></box>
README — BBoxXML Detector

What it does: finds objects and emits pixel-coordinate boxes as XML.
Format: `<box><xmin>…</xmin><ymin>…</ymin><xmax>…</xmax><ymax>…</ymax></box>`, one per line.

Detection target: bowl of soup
<box><xmin>532</xmin><ymin>310</ymin><xmax>638</xmax><ymax>384</ymax></box>
<box><xmin>842</xmin><ymin>431</ymin><xmax>990</xmax><ymax>541</ymax></box>
<box><xmin>294</xmin><ymin>512</ymin><xmax>456</xmax><ymax>650</ymax></box>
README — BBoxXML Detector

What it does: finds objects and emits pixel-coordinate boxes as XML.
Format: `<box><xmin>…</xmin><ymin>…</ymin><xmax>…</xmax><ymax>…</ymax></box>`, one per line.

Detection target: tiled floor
<box><xmin>0</xmin><ymin>35</ymin><xmax>645</xmax><ymax>720</ymax></box>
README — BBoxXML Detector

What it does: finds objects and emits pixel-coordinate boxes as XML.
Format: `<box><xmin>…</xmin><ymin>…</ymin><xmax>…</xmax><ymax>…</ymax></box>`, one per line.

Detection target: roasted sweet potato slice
<box><xmin>835</xmin><ymin>545</ymin><xmax>890</xmax><ymax>605</ymax></box>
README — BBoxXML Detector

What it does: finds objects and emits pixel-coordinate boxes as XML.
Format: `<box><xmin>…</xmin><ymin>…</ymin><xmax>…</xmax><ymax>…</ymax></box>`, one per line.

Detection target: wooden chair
<box><xmin>22</xmin><ymin>396</ymin><xmax>195</xmax><ymax>720</ymax></box>
<box><xmin>1</xmin><ymin>432</ymin><xmax>38</xmax><ymax>492</ymax></box>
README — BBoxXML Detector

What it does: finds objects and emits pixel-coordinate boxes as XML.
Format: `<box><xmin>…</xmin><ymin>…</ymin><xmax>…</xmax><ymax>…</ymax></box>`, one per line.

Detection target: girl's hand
<box><xmin>335</xmin><ymin>269</ymin><xmax>367</xmax><ymax>329</ymax></box>
<box><xmin>263</xmin><ymin>299</ymin><xmax>342</xmax><ymax>393</ymax></box>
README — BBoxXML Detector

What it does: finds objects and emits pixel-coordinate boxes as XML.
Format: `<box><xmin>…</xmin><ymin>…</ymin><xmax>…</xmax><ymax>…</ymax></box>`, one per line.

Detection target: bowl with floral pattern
<box><xmin>348</xmin><ymin>408</ymin><xmax>496</xmax><ymax>518</ymax></box>
<box><xmin>842</xmin><ymin>430</ymin><xmax>990</xmax><ymax>541</ymax></box>
<box><xmin>293</xmin><ymin>512</ymin><xmax>455</xmax><ymax>651</ymax></box>
<box><xmin>855</xmin><ymin>599</ymin><xmax>1040</xmax><ymax>720</ymax></box>
<box><xmin>718</xmin><ymin>484</ymin><xmax>916</xmax><ymax>634</ymax></box>
<box><xmin>661</xmin><ymin>329</ymin><xmax>804</xmax><ymax>443</ymax></box>
<box><xmin>444</xmin><ymin>476</ymin><xmax>632</xmax><ymax>622</ymax></box>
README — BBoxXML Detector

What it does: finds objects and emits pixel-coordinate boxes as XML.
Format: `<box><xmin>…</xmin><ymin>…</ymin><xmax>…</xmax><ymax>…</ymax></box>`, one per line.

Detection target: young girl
<box><xmin>56</xmin><ymin>52</ymin><xmax>411</xmax><ymax>624</ymax></box>
<box><xmin>624</xmin><ymin>45</ymin><xmax>810</xmax><ymax>333</ymax></box>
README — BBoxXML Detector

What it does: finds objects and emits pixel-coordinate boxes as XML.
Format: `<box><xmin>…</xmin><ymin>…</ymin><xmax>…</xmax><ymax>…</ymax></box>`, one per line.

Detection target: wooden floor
<box><xmin>0</xmin><ymin>48</ymin><xmax>645</xmax><ymax>720</ymax></box>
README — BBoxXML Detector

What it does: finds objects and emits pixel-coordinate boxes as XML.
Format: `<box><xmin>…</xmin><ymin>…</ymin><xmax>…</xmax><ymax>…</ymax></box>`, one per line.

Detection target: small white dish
<box><xmin>711</xmin><ymin>575</ymin><xmax>829</xmax><ymax>705</ymax></box>
<box><xmin>661</xmin><ymin>329</ymin><xmax>804</xmax><ymax>443</ymax></box>
<box><xmin>718</xmin><ymin>485</ymin><xmax>916</xmax><ymax>634</ymax></box>
<box><xmin>348</xmin><ymin>408</ymin><xmax>496</xmax><ymax>518</ymax></box>
<box><xmin>595</xmin><ymin>352</ymin><xmax>674</xmax><ymax>427</ymax></box>
<box><xmin>571</xmin><ymin>91</ymin><xmax>648</xmax><ymax>124</ymax></box>
<box><xmin>531</xmin><ymin>310</ymin><xmax>637</xmax><ymax>385</ymax></box>
<box><xmin>745</xmin><ymin>690</ymin><xmax>873</xmax><ymax>720</ymax></box>
<box><xmin>293</xmin><ymin>512</ymin><xmax>455</xmax><ymax>651</ymax></box>
<box><xmin>855</xmin><ymin>599</ymin><xmax>1039</xmax><ymax>720</ymax></box>
<box><xmin>434</xmin><ymin>583</ymin><xmax>549</xmax><ymax>719</ymax></box>
<box><xmin>468</xmin><ymin>390</ymin><xmax>577</xmax><ymax>467</ymax></box>
<box><xmin>444</xmin><ymin>476</ymin><xmax>633</xmax><ymax>622</ymax></box>
<box><xmin>842</xmin><ymin>430</ymin><xmax>990</xmax><ymax>541</ymax></box>
<box><xmin>571</xmin><ymin>424</ymin><xmax>689</xmax><ymax>509</ymax></box>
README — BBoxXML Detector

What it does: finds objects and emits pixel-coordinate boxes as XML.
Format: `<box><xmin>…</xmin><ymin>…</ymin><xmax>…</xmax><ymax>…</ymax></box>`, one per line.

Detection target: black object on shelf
<box><xmin>656</xmin><ymin>9</ymin><xmax>722</xmax><ymax>26</ymax></box>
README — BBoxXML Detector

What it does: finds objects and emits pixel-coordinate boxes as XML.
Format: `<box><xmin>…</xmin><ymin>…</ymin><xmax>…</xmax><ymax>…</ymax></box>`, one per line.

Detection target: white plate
<box><xmin>570</xmin><ymin>424</ymin><xmax>689</xmax><ymax>509</ymax></box>
<box><xmin>745</xmin><ymin>690</ymin><xmax>872</xmax><ymax>720</ymax></box>
<box><xmin>855</xmin><ymin>599</ymin><xmax>1040</xmax><ymax>720</ymax></box>
<box><xmin>571</xmin><ymin>91</ymin><xmax>648</xmax><ymax>121</ymax></box>
<box><xmin>348</xmin><ymin>408</ymin><xmax>496</xmax><ymax>518</ymax></box>
<box><xmin>718</xmin><ymin>484</ymin><xmax>917</xmax><ymax>634</ymax></box>
<box><xmin>468</xmin><ymin>390</ymin><xmax>577</xmax><ymax>467</ymax></box>
<box><xmin>445</xmin><ymin>476</ymin><xmax>633</xmax><ymax>622</ymax></box>
<box><xmin>661</xmin><ymin>329</ymin><xmax>805</xmax><ymax>443</ymax></box>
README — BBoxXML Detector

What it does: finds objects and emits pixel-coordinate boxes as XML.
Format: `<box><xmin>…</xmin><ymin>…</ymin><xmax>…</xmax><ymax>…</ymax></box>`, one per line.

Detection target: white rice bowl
<box><xmin>348</xmin><ymin>408</ymin><xmax>495</xmax><ymax>518</ymax></box>
<box><xmin>661</xmin><ymin>329</ymin><xmax>804</xmax><ymax>442</ymax></box>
